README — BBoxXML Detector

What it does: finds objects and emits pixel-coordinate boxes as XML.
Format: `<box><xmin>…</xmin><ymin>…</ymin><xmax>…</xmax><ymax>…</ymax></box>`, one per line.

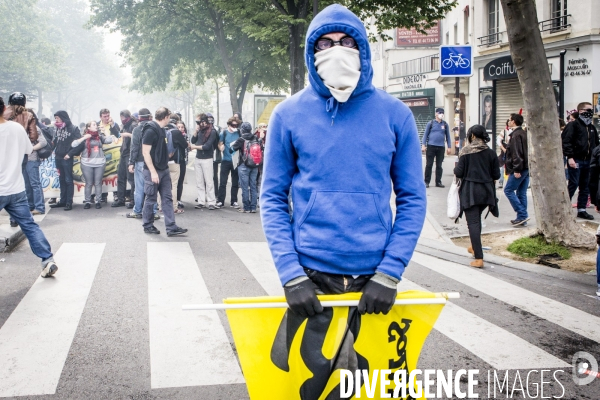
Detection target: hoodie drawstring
<box><xmin>325</xmin><ymin>96</ymin><xmax>339</xmax><ymax>126</ymax></box>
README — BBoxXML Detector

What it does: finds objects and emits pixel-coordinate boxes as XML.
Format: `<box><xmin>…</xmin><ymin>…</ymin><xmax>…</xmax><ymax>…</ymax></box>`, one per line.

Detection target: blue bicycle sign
<box><xmin>439</xmin><ymin>45</ymin><xmax>474</xmax><ymax>77</ymax></box>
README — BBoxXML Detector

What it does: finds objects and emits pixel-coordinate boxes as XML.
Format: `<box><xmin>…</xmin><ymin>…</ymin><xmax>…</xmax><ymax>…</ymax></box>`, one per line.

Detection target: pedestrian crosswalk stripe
<box><xmin>412</xmin><ymin>252</ymin><xmax>600</xmax><ymax>344</ymax></box>
<box><xmin>230</xmin><ymin>242</ymin><xmax>570</xmax><ymax>370</ymax></box>
<box><xmin>0</xmin><ymin>243</ymin><xmax>105</xmax><ymax>397</ymax></box>
<box><xmin>400</xmin><ymin>279</ymin><xmax>570</xmax><ymax>369</ymax></box>
<box><xmin>147</xmin><ymin>242</ymin><xmax>244</xmax><ymax>389</ymax></box>
<box><xmin>228</xmin><ymin>242</ymin><xmax>283</xmax><ymax>297</ymax></box>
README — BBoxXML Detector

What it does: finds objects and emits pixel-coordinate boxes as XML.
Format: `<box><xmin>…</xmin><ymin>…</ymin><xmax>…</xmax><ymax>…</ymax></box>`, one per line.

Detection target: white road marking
<box><xmin>147</xmin><ymin>242</ymin><xmax>244</xmax><ymax>388</ymax></box>
<box><xmin>229</xmin><ymin>242</ymin><xmax>283</xmax><ymax>296</ymax></box>
<box><xmin>412</xmin><ymin>252</ymin><xmax>600</xmax><ymax>344</ymax></box>
<box><xmin>401</xmin><ymin>279</ymin><xmax>570</xmax><ymax>369</ymax></box>
<box><xmin>232</xmin><ymin>243</ymin><xmax>569</xmax><ymax>369</ymax></box>
<box><xmin>0</xmin><ymin>243</ymin><xmax>105</xmax><ymax>397</ymax></box>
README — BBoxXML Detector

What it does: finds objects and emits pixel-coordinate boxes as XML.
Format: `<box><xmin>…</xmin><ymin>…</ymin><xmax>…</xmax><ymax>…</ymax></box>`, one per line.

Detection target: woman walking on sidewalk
<box><xmin>454</xmin><ymin>125</ymin><xmax>501</xmax><ymax>268</ymax></box>
<box><xmin>71</xmin><ymin>121</ymin><xmax>115</xmax><ymax>209</ymax></box>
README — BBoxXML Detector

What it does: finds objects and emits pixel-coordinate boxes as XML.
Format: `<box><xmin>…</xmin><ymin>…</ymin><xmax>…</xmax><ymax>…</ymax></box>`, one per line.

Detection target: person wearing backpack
<box><xmin>165</xmin><ymin>113</ymin><xmax>189</xmax><ymax>214</ymax></box>
<box><xmin>231</xmin><ymin>122</ymin><xmax>263</xmax><ymax>213</ymax></box>
<box><xmin>421</xmin><ymin>108</ymin><xmax>452</xmax><ymax>188</ymax></box>
<box><xmin>191</xmin><ymin>113</ymin><xmax>218</xmax><ymax>210</ymax></box>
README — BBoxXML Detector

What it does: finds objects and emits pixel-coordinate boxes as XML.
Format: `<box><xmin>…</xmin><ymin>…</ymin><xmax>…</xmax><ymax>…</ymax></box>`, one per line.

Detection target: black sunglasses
<box><xmin>315</xmin><ymin>36</ymin><xmax>357</xmax><ymax>52</ymax></box>
<box><xmin>230</xmin><ymin>124</ymin><xmax>239</xmax><ymax>128</ymax></box>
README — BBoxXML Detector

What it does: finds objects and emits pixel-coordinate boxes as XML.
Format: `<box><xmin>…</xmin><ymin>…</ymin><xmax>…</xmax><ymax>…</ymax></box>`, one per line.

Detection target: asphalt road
<box><xmin>0</xmin><ymin>165</ymin><xmax>599</xmax><ymax>399</ymax></box>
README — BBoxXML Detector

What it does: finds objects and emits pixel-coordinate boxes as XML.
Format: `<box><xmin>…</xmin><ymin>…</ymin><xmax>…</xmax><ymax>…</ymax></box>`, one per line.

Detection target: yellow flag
<box><xmin>224</xmin><ymin>291</ymin><xmax>444</xmax><ymax>400</ymax></box>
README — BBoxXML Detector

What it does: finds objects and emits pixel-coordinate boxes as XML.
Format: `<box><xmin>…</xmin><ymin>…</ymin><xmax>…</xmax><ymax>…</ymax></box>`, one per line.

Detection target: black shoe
<box><xmin>178</xmin><ymin>201</ymin><xmax>184</xmax><ymax>209</ymax></box>
<box><xmin>84</xmin><ymin>203</ymin><xmax>91</xmax><ymax>209</ymax></box>
<box><xmin>436</xmin><ymin>183</ymin><xmax>445</xmax><ymax>188</ymax></box>
<box><xmin>126</xmin><ymin>202</ymin><xmax>134</xmax><ymax>209</ymax></box>
<box><xmin>144</xmin><ymin>226</ymin><xmax>161</xmax><ymax>235</ymax></box>
<box><xmin>10</xmin><ymin>220</ymin><xmax>18</xmax><ymax>227</ymax></box>
<box><xmin>167</xmin><ymin>227</ymin><xmax>188</xmax><ymax>237</ymax></box>
<box><xmin>64</xmin><ymin>203</ymin><xmax>72</xmax><ymax>211</ymax></box>
<box><xmin>425</xmin><ymin>183</ymin><xmax>429</xmax><ymax>188</ymax></box>
<box><xmin>96</xmin><ymin>203</ymin><xmax>102</xmax><ymax>209</ymax></box>
<box><xmin>511</xmin><ymin>218</ymin><xmax>530</xmax><ymax>226</ymax></box>
<box><xmin>577</xmin><ymin>211</ymin><xmax>595</xmax><ymax>220</ymax></box>
<box><xmin>48</xmin><ymin>198</ymin><xmax>56</xmax><ymax>205</ymax></box>
<box><xmin>111</xmin><ymin>201</ymin><xmax>126</xmax><ymax>208</ymax></box>
<box><xmin>50</xmin><ymin>202</ymin><xmax>66</xmax><ymax>208</ymax></box>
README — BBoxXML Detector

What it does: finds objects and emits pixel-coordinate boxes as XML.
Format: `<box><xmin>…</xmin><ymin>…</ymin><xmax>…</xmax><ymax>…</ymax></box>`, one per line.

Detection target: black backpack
<box><xmin>36</xmin><ymin>124</ymin><xmax>55</xmax><ymax>160</ymax></box>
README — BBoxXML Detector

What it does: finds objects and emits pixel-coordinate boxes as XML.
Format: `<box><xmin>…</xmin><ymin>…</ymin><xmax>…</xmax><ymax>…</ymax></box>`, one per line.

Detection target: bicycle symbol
<box><xmin>442</xmin><ymin>53</ymin><xmax>470</xmax><ymax>69</ymax></box>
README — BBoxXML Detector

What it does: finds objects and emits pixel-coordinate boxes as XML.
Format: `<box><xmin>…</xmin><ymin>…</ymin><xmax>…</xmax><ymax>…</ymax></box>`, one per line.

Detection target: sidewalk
<box><xmin>422</xmin><ymin>154</ymin><xmax>596</xmax><ymax>238</ymax></box>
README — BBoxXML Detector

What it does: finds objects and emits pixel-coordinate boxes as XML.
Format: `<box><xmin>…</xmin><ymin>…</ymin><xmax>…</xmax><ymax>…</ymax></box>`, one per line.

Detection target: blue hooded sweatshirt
<box><xmin>260</xmin><ymin>4</ymin><xmax>426</xmax><ymax>286</ymax></box>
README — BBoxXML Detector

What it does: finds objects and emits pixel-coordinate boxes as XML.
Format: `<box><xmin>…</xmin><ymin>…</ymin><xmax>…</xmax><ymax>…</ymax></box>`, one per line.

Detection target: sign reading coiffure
<box><xmin>483</xmin><ymin>55</ymin><xmax>517</xmax><ymax>81</ymax></box>
<box><xmin>396</xmin><ymin>21</ymin><xmax>441</xmax><ymax>47</ymax></box>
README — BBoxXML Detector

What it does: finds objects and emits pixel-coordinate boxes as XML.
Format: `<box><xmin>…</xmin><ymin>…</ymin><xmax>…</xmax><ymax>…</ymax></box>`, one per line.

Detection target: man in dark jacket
<box><xmin>141</xmin><ymin>107</ymin><xmax>187</xmax><ymax>237</ymax></box>
<box><xmin>191</xmin><ymin>113</ymin><xmax>218</xmax><ymax>209</ymax></box>
<box><xmin>113</xmin><ymin>110</ymin><xmax>138</xmax><ymax>207</ymax></box>
<box><xmin>127</xmin><ymin>109</ymin><xmax>158</xmax><ymax>219</ymax></box>
<box><xmin>207</xmin><ymin>112</ymin><xmax>220</xmax><ymax>199</ymax></box>
<box><xmin>504</xmin><ymin>113</ymin><xmax>529</xmax><ymax>226</ymax></box>
<box><xmin>164</xmin><ymin>113</ymin><xmax>188</xmax><ymax>214</ymax></box>
<box><xmin>562</xmin><ymin>101</ymin><xmax>599</xmax><ymax>220</ymax></box>
<box><xmin>50</xmin><ymin>110</ymin><xmax>81</xmax><ymax>210</ymax></box>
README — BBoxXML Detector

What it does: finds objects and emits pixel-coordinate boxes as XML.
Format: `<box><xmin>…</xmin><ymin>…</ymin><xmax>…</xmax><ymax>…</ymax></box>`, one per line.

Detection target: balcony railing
<box><xmin>390</xmin><ymin>54</ymin><xmax>439</xmax><ymax>79</ymax></box>
<box><xmin>478</xmin><ymin>31</ymin><xmax>503</xmax><ymax>47</ymax></box>
<box><xmin>539</xmin><ymin>14</ymin><xmax>571</xmax><ymax>33</ymax></box>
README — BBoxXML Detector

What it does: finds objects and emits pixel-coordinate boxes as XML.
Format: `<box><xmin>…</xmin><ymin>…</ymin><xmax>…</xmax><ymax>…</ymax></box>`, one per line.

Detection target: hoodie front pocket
<box><xmin>297</xmin><ymin>191</ymin><xmax>388</xmax><ymax>253</ymax></box>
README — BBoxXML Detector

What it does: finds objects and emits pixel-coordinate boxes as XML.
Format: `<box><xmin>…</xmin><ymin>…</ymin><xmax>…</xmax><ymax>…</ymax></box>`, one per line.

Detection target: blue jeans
<box><xmin>504</xmin><ymin>169</ymin><xmax>530</xmax><ymax>220</ymax></box>
<box><xmin>134</xmin><ymin>162</ymin><xmax>157</xmax><ymax>215</ymax></box>
<box><xmin>238</xmin><ymin>164</ymin><xmax>258</xmax><ymax>211</ymax></box>
<box><xmin>0</xmin><ymin>191</ymin><xmax>53</xmax><ymax>264</ymax></box>
<box><xmin>24</xmin><ymin>160</ymin><xmax>45</xmax><ymax>213</ymax></box>
<box><xmin>596</xmin><ymin>248</ymin><xmax>600</xmax><ymax>289</ymax></box>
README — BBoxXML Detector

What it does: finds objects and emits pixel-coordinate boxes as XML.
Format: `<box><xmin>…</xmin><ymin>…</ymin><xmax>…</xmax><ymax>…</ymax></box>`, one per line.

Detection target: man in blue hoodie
<box><xmin>261</xmin><ymin>5</ymin><xmax>426</xmax><ymax>318</ymax></box>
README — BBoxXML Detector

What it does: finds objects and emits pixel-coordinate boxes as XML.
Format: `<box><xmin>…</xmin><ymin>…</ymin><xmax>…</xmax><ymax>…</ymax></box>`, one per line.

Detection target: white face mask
<box><xmin>314</xmin><ymin>46</ymin><xmax>361</xmax><ymax>103</ymax></box>
<box><xmin>438</xmin><ymin>114</ymin><xmax>445</xmax><ymax>120</ymax></box>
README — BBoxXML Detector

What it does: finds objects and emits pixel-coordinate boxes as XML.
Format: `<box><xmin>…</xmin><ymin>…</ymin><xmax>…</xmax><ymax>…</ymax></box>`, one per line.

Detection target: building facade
<box><xmin>371</xmin><ymin>0</ymin><xmax>600</xmax><ymax>148</ymax></box>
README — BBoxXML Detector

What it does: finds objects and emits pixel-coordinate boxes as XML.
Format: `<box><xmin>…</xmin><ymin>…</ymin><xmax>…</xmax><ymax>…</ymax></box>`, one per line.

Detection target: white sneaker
<box><xmin>41</xmin><ymin>261</ymin><xmax>58</xmax><ymax>278</ymax></box>
<box><xmin>216</xmin><ymin>202</ymin><xmax>223</xmax><ymax>208</ymax></box>
<box><xmin>231</xmin><ymin>202</ymin><xmax>240</xmax><ymax>209</ymax></box>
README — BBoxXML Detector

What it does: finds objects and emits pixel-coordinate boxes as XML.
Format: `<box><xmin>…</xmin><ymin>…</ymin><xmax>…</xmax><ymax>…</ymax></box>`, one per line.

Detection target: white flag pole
<box><xmin>182</xmin><ymin>292</ymin><xmax>460</xmax><ymax>311</ymax></box>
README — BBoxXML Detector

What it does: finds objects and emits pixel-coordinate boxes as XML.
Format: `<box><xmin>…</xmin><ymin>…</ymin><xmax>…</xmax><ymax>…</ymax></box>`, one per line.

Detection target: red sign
<box><xmin>396</xmin><ymin>21</ymin><xmax>441</xmax><ymax>47</ymax></box>
<box><xmin>402</xmin><ymin>98</ymin><xmax>429</xmax><ymax>107</ymax></box>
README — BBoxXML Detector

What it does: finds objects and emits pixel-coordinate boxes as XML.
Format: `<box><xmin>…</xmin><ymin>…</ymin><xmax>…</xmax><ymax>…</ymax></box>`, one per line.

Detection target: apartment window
<box><xmin>552</xmin><ymin>0</ymin><xmax>568</xmax><ymax>29</ymax></box>
<box><xmin>464</xmin><ymin>8</ymin><xmax>469</xmax><ymax>44</ymax></box>
<box><xmin>454</xmin><ymin>23</ymin><xmax>459</xmax><ymax>44</ymax></box>
<box><xmin>488</xmin><ymin>0</ymin><xmax>500</xmax><ymax>39</ymax></box>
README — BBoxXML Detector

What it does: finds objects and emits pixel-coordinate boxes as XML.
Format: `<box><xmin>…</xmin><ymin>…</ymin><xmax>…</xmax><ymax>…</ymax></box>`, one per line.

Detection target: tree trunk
<box><xmin>289</xmin><ymin>22</ymin><xmax>306</xmax><ymax>94</ymax></box>
<box><xmin>500</xmin><ymin>0</ymin><xmax>595</xmax><ymax>248</ymax></box>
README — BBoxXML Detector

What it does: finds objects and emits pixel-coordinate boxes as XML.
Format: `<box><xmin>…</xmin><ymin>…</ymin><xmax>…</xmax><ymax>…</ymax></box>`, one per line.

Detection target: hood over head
<box><xmin>53</xmin><ymin>110</ymin><xmax>72</xmax><ymax>127</ymax></box>
<box><xmin>305</xmin><ymin>4</ymin><xmax>373</xmax><ymax>102</ymax></box>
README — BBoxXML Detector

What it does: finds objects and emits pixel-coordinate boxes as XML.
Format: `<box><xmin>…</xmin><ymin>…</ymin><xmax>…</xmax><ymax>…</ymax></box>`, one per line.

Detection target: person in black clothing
<box><xmin>454</xmin><ymin>125</ymin><xmax>500</xmax><ymax>268</ymax></box>
<box><xmin>207</xmin><ymin>113</ymin><xmax>220</xmax><ymax>199</ymax></box>
<box><xmin>50</xmin><ymin>110</ymin><xmax>81</xmax><ymax>210</ymax></box>
<box><xmin>191</xmin><ymin>113</ymin><xmax>219</xmax><ymax>209</ymax></box>
<box><xmin>113</xmin><ymin>110</ymin><xmax>138</xmax><ymax>207</ymax></box>
<box><xmin>176</xmin><ymin>120</ymin><xmax>189</xmax><ymax>208</ymax></box>
<box><xmin>141</xmin><ymin>107</ymin><xmax>187</xmax><ymax>236</ymax></box>
<box><xmin>562</xmin><ymin>101</ymin><xmax>599</xmax><ymax>220</ymax></box>
<box><xmin>504</xmin><ymin>113</ymin><xmax>529</xmax><ymax>226</ymax></box>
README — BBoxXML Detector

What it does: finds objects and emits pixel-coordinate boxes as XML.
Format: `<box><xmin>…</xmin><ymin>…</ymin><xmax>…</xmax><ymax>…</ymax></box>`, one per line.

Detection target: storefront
<box><xmin>389</xmin><ymin>88</ymin><xmax>436</xmax><ymax>140</ymax></box>
<box><xmin>477</xmin><ymin>54</ymin><xmax>562</xmax><ymax>149</ymax></box>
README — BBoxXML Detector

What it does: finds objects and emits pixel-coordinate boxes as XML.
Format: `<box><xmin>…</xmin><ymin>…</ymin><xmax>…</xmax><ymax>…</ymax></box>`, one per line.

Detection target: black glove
<box><xmin>596</xmin><ymin>234</ymin><xmax>600</xmax><ymax>245</ymax></box>
<box><xmin>284</xmin><ymin>277</ymin><xmax>323</xmax><ymax>318</ymax></box>
<box><xmin>358</xmin><ymin>272</ymin><xmax>399</xmax><ymax>315</ymax></box>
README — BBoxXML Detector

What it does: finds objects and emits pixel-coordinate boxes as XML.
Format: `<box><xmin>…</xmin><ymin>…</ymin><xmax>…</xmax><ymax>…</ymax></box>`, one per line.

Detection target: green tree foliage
<box><xmin>216</xmin><ymin>0</ymin><xmax>457</xmax><ymax>94</ymax></box>
<box><xmin>0</xmin><ymin>0</ymin><xmax>66</xmax><ymax>101</ymax></box>
<box><xmin>90</xmin><ymin>0</ymin><xmax>289</xmax><ymax>113</ymax></box>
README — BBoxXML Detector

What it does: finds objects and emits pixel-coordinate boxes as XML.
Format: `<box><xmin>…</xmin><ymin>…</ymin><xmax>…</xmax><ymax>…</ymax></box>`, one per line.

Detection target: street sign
<box><xmin>439</xmin><ymin>45</ymin><xmax>474</xmax><ymax>77</ymax></box>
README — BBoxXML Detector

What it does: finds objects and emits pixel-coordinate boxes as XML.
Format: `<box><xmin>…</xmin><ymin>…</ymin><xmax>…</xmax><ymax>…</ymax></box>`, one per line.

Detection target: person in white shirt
<box><xmin>0</xmin><ymin>96</ymin><xmax>58</xmax><ymax>277</ymax></box>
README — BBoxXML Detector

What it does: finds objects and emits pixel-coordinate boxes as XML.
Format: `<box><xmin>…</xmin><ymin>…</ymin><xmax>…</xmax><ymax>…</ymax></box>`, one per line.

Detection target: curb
<box><xmin>425</xmin><ymin>210</ymin><xmax>454</xmax><ymax>244</ymax></box>
<box><xmin>0</xmin><ymin>225</ymin><xmax>25</xmax><ymax>253</ymax></box>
